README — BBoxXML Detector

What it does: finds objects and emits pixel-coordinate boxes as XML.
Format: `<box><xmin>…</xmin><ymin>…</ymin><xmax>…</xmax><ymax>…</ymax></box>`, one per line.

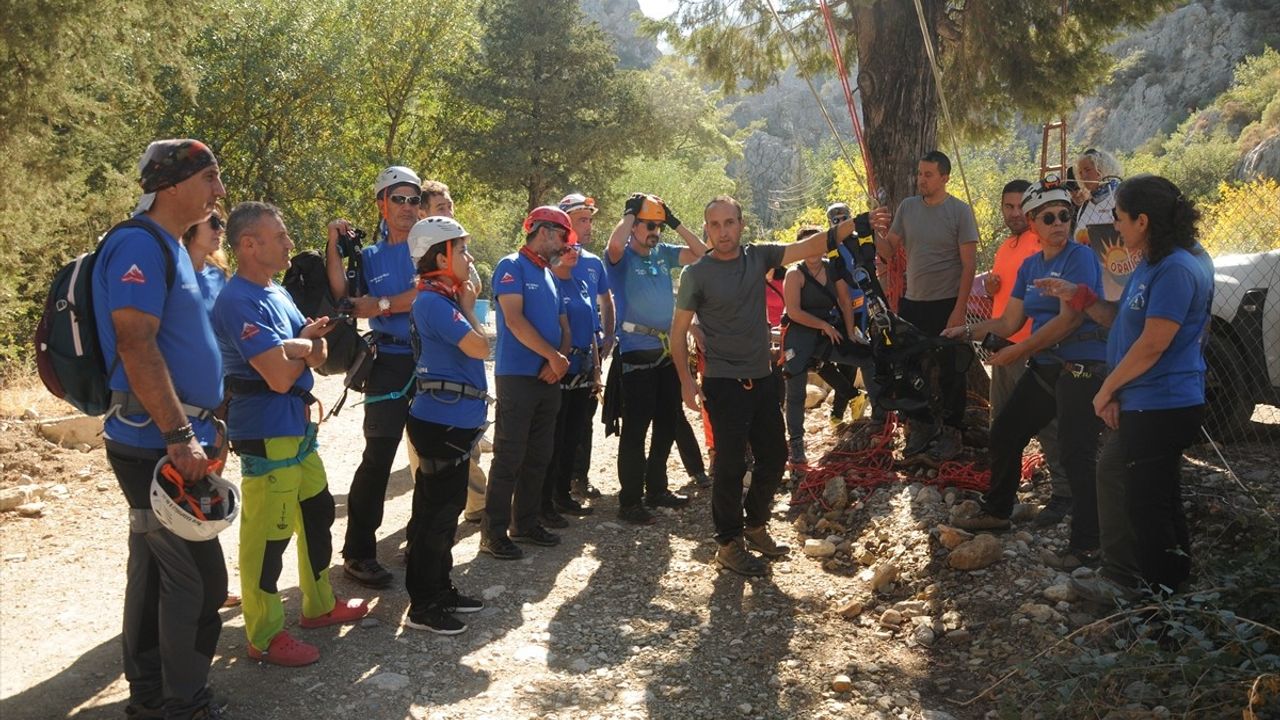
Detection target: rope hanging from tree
<box><xmin>909</xmin><ymin>0</ymin><xmax>976</xmax><ymax>210</ymax></box>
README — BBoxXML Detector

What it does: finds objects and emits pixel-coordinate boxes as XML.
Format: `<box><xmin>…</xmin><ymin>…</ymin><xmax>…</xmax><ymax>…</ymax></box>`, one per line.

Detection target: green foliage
<box><xmin>607</xmin><ymin>155</ymin><xmax>738</xmax><ymax>237</ymax></box>
<box><xmin>1199</xmin><ymin>178</ymin><xmax>1280</xmax><ymax>257</ymax></box>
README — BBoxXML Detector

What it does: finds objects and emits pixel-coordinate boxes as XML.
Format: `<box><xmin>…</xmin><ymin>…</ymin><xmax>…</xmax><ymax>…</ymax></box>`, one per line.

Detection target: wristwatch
<box><xmin>378</xmin><ymin>296</ymin><xmax>391</xmax><ymax>317</ymax></box>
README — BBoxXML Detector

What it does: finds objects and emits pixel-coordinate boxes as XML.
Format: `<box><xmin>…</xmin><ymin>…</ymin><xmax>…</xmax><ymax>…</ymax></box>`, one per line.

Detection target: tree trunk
<box><xmin>851</xmin><ymin>0</ymin><xmax>943</xmax><ymax>209</ymax></box>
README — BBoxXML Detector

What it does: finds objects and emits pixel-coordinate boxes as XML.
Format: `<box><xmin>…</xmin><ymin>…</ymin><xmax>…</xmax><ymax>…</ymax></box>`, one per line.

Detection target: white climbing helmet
<box><xmin>373</xmin><ymin>165</ymin><xmax>422</xmax><ymax>198</ymax></box>
<box><xmin>150</xmin><ymin>457</ymin><xmax>240</xmax><ymax>542</ymax></box>
<box><xmin>408</xmin><ymin>216</ymin><xmax>470</xmax><ymax>265</ymax></box>
<box><xmin>1022</xmin><ymin>174</ymin><xmax>1074</xmax><ymax>214</ymax></box>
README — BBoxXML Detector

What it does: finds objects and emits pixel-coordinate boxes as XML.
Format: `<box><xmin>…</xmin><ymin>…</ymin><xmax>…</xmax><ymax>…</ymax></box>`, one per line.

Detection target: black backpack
<box><xmin>281</xmin><ymin>249</ymin><xmax>361</xmax><ymax>376</ymax></box>
<box><xmin>34</xmin><ymin>219</ymin><xmax>174</xmax><ymax>415</ymax></box>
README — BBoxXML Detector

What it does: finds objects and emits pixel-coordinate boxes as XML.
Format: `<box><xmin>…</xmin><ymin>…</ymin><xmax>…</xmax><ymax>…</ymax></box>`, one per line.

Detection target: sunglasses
<box><xmin>208</xmin><ymin>214</ymin><xmax>223</xmax><ymax>231</ymax></box>
<box><xmin>388</xmin><ymin>194</ymin><xmax>423</xmax><ymax>206</ymax></box>
<box><xmin>1036</xmin><ymin>209</ymin><xmax>1073</xmax><ymax>226</ymax></box>
<box><xmin>643</xmin><ymin>221</ymin><xmax>663</xmax><ymax>232</ymax></box>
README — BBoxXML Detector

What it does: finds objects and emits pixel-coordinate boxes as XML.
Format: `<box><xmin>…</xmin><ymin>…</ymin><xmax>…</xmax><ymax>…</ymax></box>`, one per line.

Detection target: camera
<box><xmin>336</xmin><ymin>227</ymin><xmax>366</xmax><ymax>260</ymax></box>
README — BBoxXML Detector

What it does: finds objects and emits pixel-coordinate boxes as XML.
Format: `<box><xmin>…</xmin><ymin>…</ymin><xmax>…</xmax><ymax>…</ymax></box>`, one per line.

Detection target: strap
<box><xmin>237</xmin><ymin>423</ymin><xmax>320</xmax><ymax>477</ymax></box>
<box><xmin>620</xmin><ymin>321</ymin><xmax>666</xmax><ymax>338</ymax></box>
<box><xmin>357</xmin><ymin>377</ymin><xmax>415</xmax><ymax>407</ymax></box>
<box><xmin>101</xmin><ymin>219</ymin><xmax>179</xmax><ymax>396</ymax></box>
<box><xmin>224</xmin><ymin>377</ymin><xmax>318</xmax><ymax>405</ymax></box>
<box><xmin>414</xmin><ymin>378</ymin><xmax>494</xmax><ymax>404</ymax></box>
<box><xmin>106</xmin><ymin>390</ymin><xmax>216</xmax><ymax>427</ymax></box>
<box><xmin>799</xmin><ymin>262</ymin><xmax>840</xmax><ymax>310</ymax></box>
<box><xmin>561</xmin><ymin>371</ymin><xmax>595</xmax><ymax>390</ymax></box>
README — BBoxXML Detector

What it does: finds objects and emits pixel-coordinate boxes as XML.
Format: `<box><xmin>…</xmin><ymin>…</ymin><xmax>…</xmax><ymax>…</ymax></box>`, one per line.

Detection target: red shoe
<box><xmin>299</xmin><ymin>597</ymin><xmax>369</xmax><ymax>629</ymax></box>
<box><xmin>248</xmin><ymin>631</ymin><xmax>319</xmax><ymax>667</ymax></box>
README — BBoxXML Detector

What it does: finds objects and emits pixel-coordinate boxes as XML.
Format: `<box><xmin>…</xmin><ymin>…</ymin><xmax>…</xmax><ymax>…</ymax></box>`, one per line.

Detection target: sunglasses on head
<box><xmin>1036</xmin><ymin>209</ymin><xmax>1073</xmax><ymax>226</ymax></box>
<box><xmin>208</xmin><ymin>214</ymin><xmax>223</xmax><ymax>231</ymax></box>
<box><xmin>388</xmin><ymin>194</ymin><xmax>423</xmax><ymax>206</ymax></box>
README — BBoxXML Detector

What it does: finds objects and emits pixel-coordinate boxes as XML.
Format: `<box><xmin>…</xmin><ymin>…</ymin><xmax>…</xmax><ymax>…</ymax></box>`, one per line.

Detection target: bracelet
<box><xmin>161</xmin><ymin>423</ymin><xmax>195</xmax><ymax>445</ymax></box>
<box><xmin>1068</xmin><ymin>284</ymin><xmax>1098</xmax><ymax>313</ymax></box>
<box><xmin>964</xmin><ymin>324</ymin><xmax>973</xmax><ymax>342</ymax></box>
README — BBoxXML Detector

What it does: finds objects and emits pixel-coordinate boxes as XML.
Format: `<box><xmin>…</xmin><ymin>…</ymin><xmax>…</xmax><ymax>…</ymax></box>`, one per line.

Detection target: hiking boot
<box><xmin>951</xmin><ymin>510</ymin><xmax>1012</xmax><ymax>532</ymax></box>
<box><xmin>689</xmin><ymin>471</ymin><xmax>712</xmax><ymax>488</ymax></box>
<box><xmin>443</xmin><ymin>587</ymin><xmax>484</xmax><ymax>614</ymax></box>
<box><xmin>539</xmin><ymin>509</ymin><xmax>569</xmax><ymax>529</ymax></box>
<box><xmin>1040</xmin><ymin>547</ymin><xmax>1100</xmax><ymax>571</ymax></box>
<box><xmin>902</xmin><ymin>420</ymin><xmax>940</xmax><ymax>457</ymax></box>
<box><xmin>743</xmin><ymin>525</ymin><xmax>789</xmax><ymax>558</ymax></box>
<box><xmin>924</xmin><ymin>426</ymin><xmax>962</xmax><ymax>463</ymax></box>
<box><xmin>554</xmin><ymin>495</ymin><xmax>593</xmax><ymax>516</ymax></box>
<box><xmin>511</xmin><ymin>525</ymin><xmax>561</xmax><ymax>547</ymax></box>
<box><xmin>572</xmin><ymin>476</ymin><xmax>602</xmax><ymax>499</ymax></box>
<box><xmin>248</xmin><ymin>630</ymin><xmax>319</xmax><ymax>667</ymax></box>
<box><xmin>342</xmin><ymin>558</ymin><xmax>393</xmax><ymax>588</ymax></box>
<box><xmin>617</xmin><ymin>504</ymin><xmax>656</xmax><ymax>525</ymax></box>
<box><xmin>479</xmin><ymin>533</ymin><xmax>524</xmax><ymax>560</ymax></box>
<box><xmin>645</xmin><ymin>490</ymin><xmax>690</xmax><ymax>509</ymax></box>
<box><xmin>300</xmin><ymin>597</ymin><xmax>369</xmax><ymax>629</ymax></box>
<box><xmin>1033</xmin><ymin>495</ymin><xmax>1072</xmax><ymax>527</ymax></box>
<box><xmin>714</xmin><ymin>538</ymin><xmax>768</xmax><ymax>577</ymax></box>
<box><xmin>1070</xmin><ymin>575</ymin><xmax>1141</xmax><ymax>605</ymax></box>
<box><xmin>405</xmin><ymin>606</ymin><xmax>467</xmax><ymax>635</ymax></box>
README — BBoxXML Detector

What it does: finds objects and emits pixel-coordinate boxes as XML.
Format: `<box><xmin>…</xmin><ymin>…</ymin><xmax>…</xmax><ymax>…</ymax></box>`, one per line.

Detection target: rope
<box><xmin>761</xmin><ymin>0</ymin><xmax>870</xmax><ymax>201</ymax></box>
<box><xmin>909</xmin><ymin>0</ymin><xmax>975</xmax><ymax>211</ymax></box>
<box><xmin>817</xmin><ymin>0</ymin><xmax>877</xmax><ymax>195</ymax></box>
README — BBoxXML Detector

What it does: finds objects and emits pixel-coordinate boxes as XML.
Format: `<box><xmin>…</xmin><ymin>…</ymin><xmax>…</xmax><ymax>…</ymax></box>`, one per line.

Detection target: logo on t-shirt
<box><xmin>452</xmin><ymin>309</ymin><xmax>463</xmax><ymax>323</ymax></box>
<box><xmin>240</xmin><ymin>323</ymin><xmax>260</xmax><ymax>340</ymax></box>
<box><xmin>120</xmin><ymin>264</ymin><xmax>147</xmax><ymax>284</ymax></box>
<box><xmin>499</xmin><ymin>272</ymin><xmax>515</xmax><ymax>284</ymax></box>
<box><xmin>1128</xmin><ymin>284</ymin><xmax>1147</xmax><ymax>311</ymax></box>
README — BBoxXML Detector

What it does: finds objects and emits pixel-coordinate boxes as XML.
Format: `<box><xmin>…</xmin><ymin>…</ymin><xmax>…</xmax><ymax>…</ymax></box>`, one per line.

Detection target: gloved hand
<box><xmin>660</xmin><ymin>198</ymin><xmax>682</xmax><ymax>230</ymax></box>
<box><xmin>623</xmin><ymin>193</ymin><xmax>646</xmax><ymax>218</ymax></box>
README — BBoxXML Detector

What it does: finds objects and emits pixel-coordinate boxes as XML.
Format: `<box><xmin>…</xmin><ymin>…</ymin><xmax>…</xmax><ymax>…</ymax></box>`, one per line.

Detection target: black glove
<box><xmin>623</xmin><ymin>193</ymin><xmax>645</xmax><ymax>218</ymax></box>
<box><xmin>853</xmin><ymin>212</ymin><xmax>873</xmax><ymax>238</ymax></box>
<box><xmin>661</xmin><ymin>200</ymin><xmax>682</xmax><ymax>230</ymax></box>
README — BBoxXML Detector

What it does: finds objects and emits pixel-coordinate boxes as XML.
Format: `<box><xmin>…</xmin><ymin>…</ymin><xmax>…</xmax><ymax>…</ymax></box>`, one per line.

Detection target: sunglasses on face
<box><xmin>1037</xmin><ymin>209</ymin><xmax>1072</xmax><ymax>226</ymax></box>
<box><xmin>208</xmin><ymin>214</ymin><xmax>223</xmax><ymax>231</ymax></box>
<box><xmin>643</xmin><ymin>221</ymin><xmax>663</xmax><ymax>232</ymax></box>
<box><xmin>388</xmin><ymin>194</ymin><xmax>423</xmax><ymax>206</ymax></box>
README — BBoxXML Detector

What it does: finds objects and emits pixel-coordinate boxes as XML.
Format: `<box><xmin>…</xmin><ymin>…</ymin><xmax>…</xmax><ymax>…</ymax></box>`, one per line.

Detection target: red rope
<box><xmin>818</xmin><ymin>0</ymin><xmax>876</xmax><ymax>194</ymax></box>
<box><xmin>789</xmin><ymin>415</ymin><xmax>1046</xmax><ymax>510</ymax></box>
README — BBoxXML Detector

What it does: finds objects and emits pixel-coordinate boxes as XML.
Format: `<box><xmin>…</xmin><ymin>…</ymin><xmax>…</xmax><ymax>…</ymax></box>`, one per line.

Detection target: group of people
<box><xmin>94</xmin><ymin>137</ymin><xmax>1212</xmax><ymax>719</ymax></box>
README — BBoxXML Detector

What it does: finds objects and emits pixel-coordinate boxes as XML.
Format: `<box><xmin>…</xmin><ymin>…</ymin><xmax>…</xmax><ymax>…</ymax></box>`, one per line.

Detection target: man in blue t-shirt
<box><xmin>93</xmin><ymin>139</ymin><xmax>227</xmax><ymax>719</ymax></box>
<box><xmin>480</xmin><ymin>206</ymin><xmax>573</xmax><ymax>560</ymax></box>
<box><xmin>324</xmin><ymin>165</ymin><xmax>422</xmax><ymax>588</ymax></box>
<box><xmin>213</xmin><ymin>202</ymin><xmax>369</xmax><ymax>668</ymax></box>
<box><xmin>558</xmin><ymin>192</ymin><xmax>616</xmax><ymax>499</ymax></box>
<box><xmin>604</xmin><ymin>193</ymin><xmax>707</xmax><ymax>525</ymax></box>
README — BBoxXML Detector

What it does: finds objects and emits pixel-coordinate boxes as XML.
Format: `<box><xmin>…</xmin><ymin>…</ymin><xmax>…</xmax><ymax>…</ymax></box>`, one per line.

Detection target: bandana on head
<box><xmin>133</xmin><ymin>139</ymin><xmax>217</xmax><ymax>215</ymax></box>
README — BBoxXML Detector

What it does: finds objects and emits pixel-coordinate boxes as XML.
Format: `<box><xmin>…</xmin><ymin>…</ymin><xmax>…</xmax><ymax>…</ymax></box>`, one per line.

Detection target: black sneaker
<box><xmin>573</xmin><ymin>476</ymin><xmax>602</xmax><ymax>499</ymax></box>
<box><xmin>1033</xmin><ymin>495</ymin><xmax>1072</xmax><ymax>527</ymax></box>
<box><xmin>645</xmin><ymin>490</ymin><xmax>690</xmax><ymax>509</ymax></box>
<box><xmin>443</xmin><ymin>587</ymin><xmax>484</xmax><ymax>614</ymax></box>
<box><xmin>689</xmin><ymin>471</ymin><xmax>712</xmax><ymax>488</ymax></box>
<box><xmin>124</xmin><ymin>701</ymin><xmax>164</xmax><ymax>719</ymax></box>
<box><xmin>479</xmin><ymin>534</ymin><xmax>524</xmax><ymax>560</ymax></box>
<box><xmin>554</xmin><ymin>495</ymin><xmax>593</xmax><ymax>516</ymax></box>
<box><xmin>539</xmin><ymin>509</ymin><xmax>569</xmax><ymax>529</ymax></box>
<box><xmin>343</xmin><ymin>558</ymin><xmax>393</xmax><ymax>588</ymax></box>
<box><xmin>617</xmin><ymin>504</ymin><xmax>656</xmax><ymax>525</ymax></box>
<box><xmin>511</xmin><ymin>526</ymin><xmax>561</xmax><ymax>546</ymax></box>
<box><xmin>405</xmin><ymin>606</ymin><xmax>467</xmax><ymax>635</ymax></box>
<box><xmin>189</xmin><ymin>703</ymin><xmax>227</xmax><ymax>720</ymax></box>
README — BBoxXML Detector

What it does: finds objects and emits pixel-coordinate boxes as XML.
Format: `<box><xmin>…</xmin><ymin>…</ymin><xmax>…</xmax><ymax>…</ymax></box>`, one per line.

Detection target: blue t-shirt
<box><xmin>492</xmin><ymin>251</ymin><xmax>563</xmax><ymax>377</ymax></box>
<box><xmin>212</xmin><ymin>276</ymin><xmax>314</xmax><ymax>440</ymax></box>
<box><xmin>360</xmin><ymin>240</ymin><xmax>414</xmax><ymax>355</ymax></box>
<box><xmin>1011</xmin><ymin>241</ymin><xmax>1107</xmax><ymax>363</ymax></box>
<box><xmin>1107</xmin><ymin>247</ymin><xmax>1213</xmax><ymax>411</ymax></box>
<box><xmin>93</xmin><ymin>217</ymin><xmax>223</xmax><ymax>449</ymax></box>
<box><xmin>409</xmin><ymin>291</ymin><xmax>488</xmax><ymax>429</ymax></box>
<box><xmin>572</xmin><ymin>250</ymin><xmax>610</xmax><ymax>332</ymax></box>
<box><xmin>556</xmin><ymin>274</ymin><xmax>596</xmax><ymax>375</ymax></box>
<box><xmin>196</xmin><ymin>264</ymin><xmax>228</xmax><ymax>317</ymax></box>
<box><xmin>606</xmin><ymin>243</ymin><xmax>683</xmax><ymax>353</ymax></box>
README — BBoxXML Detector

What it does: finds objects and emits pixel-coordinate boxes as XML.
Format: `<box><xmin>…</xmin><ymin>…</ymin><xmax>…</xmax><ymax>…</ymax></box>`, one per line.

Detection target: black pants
<box><xmin>405</xmin><ymin>418</ymin><xmax>479</xmax><ymax>610</ymax></box>
<box><xmin>1120</xmin><ymin>405</ymin><xmax>1203</xmax><ymax>592</ymax></box>
<box><xmin>543</xmin><ymin>385</ymin><xmax>596</xmax><ymax>509</ymax></box>
<box><xmin>703</xmin><ymin>374</ymin><xmax>787</xmax><ymax>543</ymax></box>
<box><xmin>486</xmin><ymin>375</ymin><xmax>561</xmax><ymax>536</ymax></box>
<box><xmin>618</xmin><ymin>360</ymin><xmax>682</xmax><ymax>507</ymax></box>
<box><xmin>106</xmin><ymin>441</ymin><xmax>226</xmax><ymax>719</ymax></box>
<box><xmin>572</xmin><ymin>395</ymin><xmax>598</xmax><ymax>482</ymax></box>
<box><xmin>343</xmin><ymin>352</ymin><xmax>414</xmax><ymax>561</ymax></box>
<box><xmin>898</xmin><ymin>297</ymin><xmax>967</xmax><ymax>428</ymax></box>
<box><xmin>985</xmin><ymin>363</ymin><xmax>1104</xmax><ymax>551</ymax></box>
<box><xmin>673</xmin><ymin>408</ymin><xmax>706</xmax><ymax>476</ymax></box>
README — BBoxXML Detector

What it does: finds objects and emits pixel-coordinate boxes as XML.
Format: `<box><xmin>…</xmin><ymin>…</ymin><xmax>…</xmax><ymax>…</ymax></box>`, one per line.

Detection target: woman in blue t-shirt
<box><xmin>943</xmin><ymin>176</ymin><xmax>1107</xmax><ymax>568</ymax></box>
<box><xmin>402</xmin><ymin>216</ymin><xmax>491</xmax><ymax>635</ymax></box>
<box><xmin>182</xmin><ymin>209</ymin><xmax>230</xmax><ymax>316</ymax></box>
<box><xmin>540</xmin><ymin>237</ymin><xmax>601</xmax><ymax>525</ymax></box>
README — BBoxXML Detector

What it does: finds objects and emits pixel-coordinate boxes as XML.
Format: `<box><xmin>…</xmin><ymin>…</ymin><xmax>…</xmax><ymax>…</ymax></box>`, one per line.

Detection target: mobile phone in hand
<box><xmin>981</xmin><ymin>332</ymin><xmax>1014</xmax><ymax>352</ymax></box>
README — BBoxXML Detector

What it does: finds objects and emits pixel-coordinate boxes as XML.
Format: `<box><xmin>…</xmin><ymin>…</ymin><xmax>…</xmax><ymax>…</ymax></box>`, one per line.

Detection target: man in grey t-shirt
<box><xmin>877</xmin><ymin>150</ymin><xmax>978</xmax><ymax>458</ymax></box>
<box><xmin>672</xmin><ymin>195</ymin><xmax>887</xmax><ymax>577</ymax></box>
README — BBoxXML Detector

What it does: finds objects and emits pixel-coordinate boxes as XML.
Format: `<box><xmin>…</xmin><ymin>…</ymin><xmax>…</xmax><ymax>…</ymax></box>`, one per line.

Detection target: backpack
<box><xmin>34</xmin><ymin>219</ymin><xmax>174</xmax><ymax>416</ymax></box>
<box><xmin>281</xmin><ymin>249</ymin><xmax>361</xmax><ymax>376</ymax></box>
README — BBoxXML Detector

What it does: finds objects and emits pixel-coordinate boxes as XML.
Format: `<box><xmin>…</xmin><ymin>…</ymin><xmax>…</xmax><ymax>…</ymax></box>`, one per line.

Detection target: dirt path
<box><xmin>2</xmin><ymin>366</ymin><xmax>1276</xmax><ymax>719</ymax></box>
